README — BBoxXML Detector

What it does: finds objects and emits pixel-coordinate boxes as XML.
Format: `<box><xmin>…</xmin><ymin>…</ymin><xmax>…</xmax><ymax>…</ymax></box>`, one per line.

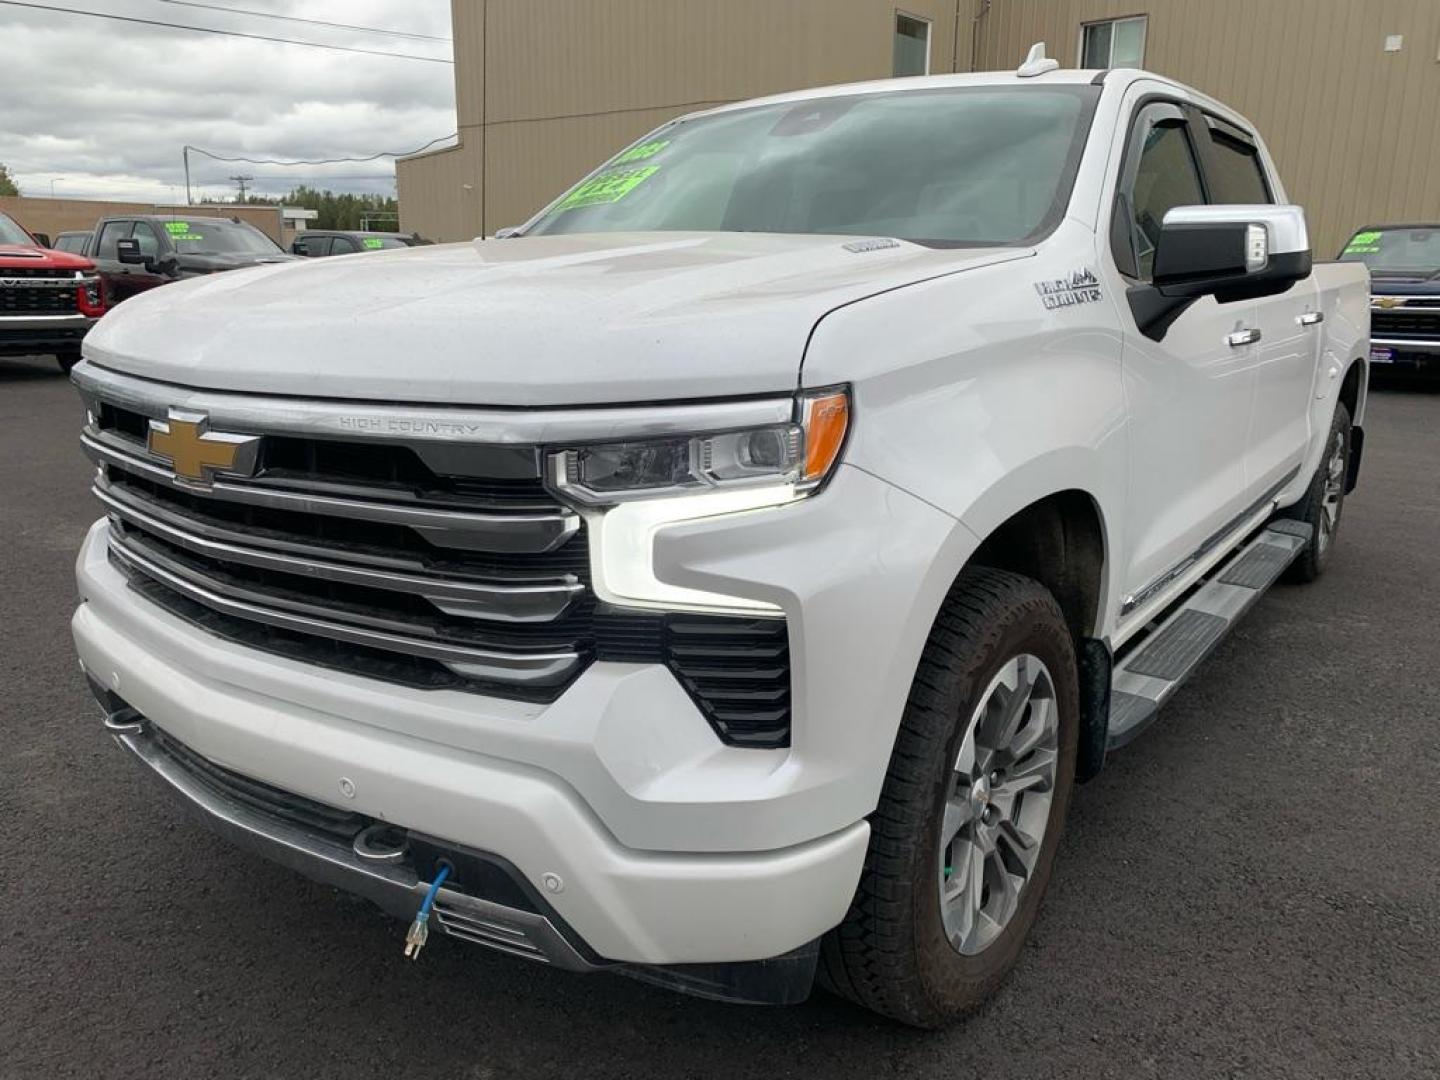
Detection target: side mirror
<box><xmin>32</xmin><ymin>232</ymin><xmax>51</xmax><ymax>248</ymax></box>
<box><xmin>1129</xmin><ymin>205</ymin><xmax>1312</xmax><ymax>340</ymax></box>
<box><xmin>116</xmin><ymin>237</ymin><xmax>146</xmax><ymax>265</ymax></box>
<box><xmin>492</xmin><ymin>226</ymin><xmax>522</xmax><ymax>239</ymax></box>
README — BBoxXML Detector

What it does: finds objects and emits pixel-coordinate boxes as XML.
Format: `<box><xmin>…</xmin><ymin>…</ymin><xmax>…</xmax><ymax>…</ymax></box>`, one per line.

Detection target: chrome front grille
<box><xmin>76</xmin><ymin>365</ymin><xmax>796</xmax><ymax>744</ymax></box>
<box><xmin>82</xmin><ymin>399</ymin><xmax>595</xmax><ymax>701</ymax></box>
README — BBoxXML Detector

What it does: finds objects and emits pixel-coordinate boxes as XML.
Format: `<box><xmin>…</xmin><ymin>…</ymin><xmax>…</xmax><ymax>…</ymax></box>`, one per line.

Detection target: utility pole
<box><xmin>229</xmin><ymin>174</ymin><xmax>254</xmax><ymax>203</ymax></box>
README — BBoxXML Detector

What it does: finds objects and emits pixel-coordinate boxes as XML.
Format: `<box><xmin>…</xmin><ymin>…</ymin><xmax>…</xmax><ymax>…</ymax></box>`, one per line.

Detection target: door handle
<box><xmin>1297</xmin><ymin>311</ymin><xmax>1324</xmax><ymax>326</ymax></box>
<box><xmin>1226</xmin><ymin>328</ymin><xmax>1262</xmax><ymax>347</ymax></box>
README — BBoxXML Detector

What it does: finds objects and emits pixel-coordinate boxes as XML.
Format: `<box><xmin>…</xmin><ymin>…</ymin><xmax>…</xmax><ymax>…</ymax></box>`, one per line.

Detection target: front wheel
<box><xmin>55</xmin><ymin>350</ymin><xmax>81</xmax><ymax>374</ymax></box>
<box><xmin>1282</xmin><ymin>402</ymin><xmax>1351</xmax><ymax>584</ymax></box>
<box><xmin>819</xmin><ymin>567</ymin><xmax>1078</xmax><ymax>1027</ymax></box>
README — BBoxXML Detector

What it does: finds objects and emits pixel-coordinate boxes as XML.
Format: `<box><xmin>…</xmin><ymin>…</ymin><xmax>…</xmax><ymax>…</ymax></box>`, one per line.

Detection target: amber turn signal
<box><xmin>801</xmin><ymin>390</ymin><xmax>850</xmax><ymax>483</ymax></box>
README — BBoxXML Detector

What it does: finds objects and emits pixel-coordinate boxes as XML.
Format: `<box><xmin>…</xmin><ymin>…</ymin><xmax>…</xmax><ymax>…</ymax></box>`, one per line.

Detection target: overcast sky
<box><xmin>3</xmin><ymin>0</ymin><xmax>456</xmax><ymax>203</ymax></box>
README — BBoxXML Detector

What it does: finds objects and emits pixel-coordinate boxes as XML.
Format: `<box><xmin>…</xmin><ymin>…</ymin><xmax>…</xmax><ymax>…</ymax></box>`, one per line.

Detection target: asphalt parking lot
<box><xmin>3</xmin><ymin>358</ymin><xmax>1437</xmax><ymax>1079</ymax></box>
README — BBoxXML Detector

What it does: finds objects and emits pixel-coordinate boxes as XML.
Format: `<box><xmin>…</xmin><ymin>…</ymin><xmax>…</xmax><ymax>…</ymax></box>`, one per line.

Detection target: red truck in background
<box><xmin>0</xmin><ymin>210</ymin><xmax>106</xmax><ymax>373</ymax></box>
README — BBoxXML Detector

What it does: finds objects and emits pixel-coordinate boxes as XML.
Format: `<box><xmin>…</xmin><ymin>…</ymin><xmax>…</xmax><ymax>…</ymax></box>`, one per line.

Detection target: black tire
<box><xmin>1281</xmin><ymin>402</ymin><xmax>1351</xmax><ymax>584</ymax></box>
<box><xmin>819</xmin><ymin>567</ymin><xmax>1079</xmax><ymax>1027</ymax></box>
<box><xmin>55</xmin><ymin>350</ymin><xmax>81</xmax><ymax>374</ymax></box>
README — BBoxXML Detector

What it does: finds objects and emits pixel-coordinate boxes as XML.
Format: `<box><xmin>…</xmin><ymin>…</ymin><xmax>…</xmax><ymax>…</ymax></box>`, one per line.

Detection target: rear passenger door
<box><xmin>1196</xmin><ymin>115</ymin><xmax>1319</xmax><ymax>494</ymax></box>
<box><xmin>1110</xmin><ymin>101</ymin><xmax>1259</xmax><ymax>617</ymax></box>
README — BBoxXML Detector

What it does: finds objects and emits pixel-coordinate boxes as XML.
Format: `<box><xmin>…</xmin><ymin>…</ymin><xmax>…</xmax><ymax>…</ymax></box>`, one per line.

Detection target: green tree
<box><xmin>282</xmin><ymin>185</ymin><xmax>399</xmax><ymax>230</ymax></box>
<box><xmin>0</xmin><ymin>163</ymin><xmax>20</xmax><ymax>197</ymax></box>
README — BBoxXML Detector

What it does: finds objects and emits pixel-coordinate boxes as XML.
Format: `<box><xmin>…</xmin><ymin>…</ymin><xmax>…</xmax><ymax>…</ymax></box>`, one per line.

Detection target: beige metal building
<box><xmin>398</xmin><ymin>0</ymin><xmax>1440</xmax><ymax>255</ymax></box>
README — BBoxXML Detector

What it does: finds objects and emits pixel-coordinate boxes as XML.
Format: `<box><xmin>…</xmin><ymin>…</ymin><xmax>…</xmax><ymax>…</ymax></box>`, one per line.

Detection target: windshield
<box><xmin>163</xmin><ymin>218</ymin><xmax>283</xmax><ymax>256</ymax></box>
<box><xmin>0</xmin><ymin>212</ymin><xmax>34</xmax><ymax>246</ymax></box>
<box><xmin>528</xmin><ymin>86</ymin><xmax>1098</xmax><ymax>247</ymax></box>
<box><xmin>1339</xmin><ymin>227</ymin><xmax>1440</xmax><ymax>272</ymax></box>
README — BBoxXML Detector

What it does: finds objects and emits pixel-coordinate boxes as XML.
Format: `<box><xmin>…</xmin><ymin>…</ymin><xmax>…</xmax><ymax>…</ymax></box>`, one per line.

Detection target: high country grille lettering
<box><xmin>338</xmin><ymin>417</ymin><xmax>486</xmax><ymax>436</ymax></box>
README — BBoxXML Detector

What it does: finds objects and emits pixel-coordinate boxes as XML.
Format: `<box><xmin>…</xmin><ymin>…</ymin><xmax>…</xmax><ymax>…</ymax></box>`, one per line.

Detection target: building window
<box><xmin>1080</xmin><ymin>15</ymin><xmax>1147</xmax><ymax>69</ymax></box>
<box><xmin>893</xmin><ymin>13</ymin><xmax>931</xmax><ymax>76</ymax></box>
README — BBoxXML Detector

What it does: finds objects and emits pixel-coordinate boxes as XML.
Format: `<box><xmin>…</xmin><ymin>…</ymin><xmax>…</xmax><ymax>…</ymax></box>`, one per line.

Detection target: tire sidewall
<box><xmin>911</xmin><ymin>600</ymin><xmax>1079</xmax><ymax>1010</ymax></box>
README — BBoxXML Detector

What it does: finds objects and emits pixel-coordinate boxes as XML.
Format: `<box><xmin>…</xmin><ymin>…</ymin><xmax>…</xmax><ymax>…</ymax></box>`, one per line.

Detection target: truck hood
<box><xmin>1368</xmin><ymin>268</ymin><xmax>1440</xmax><ymax>292</ymax></box>
<box><xmin>0</xmin><ymin>243</ymin><xmax>93</xmax><ymax>271</ymax></box>
<box><xmin>83</xmin><ymin>231</ymin><xmax>1029</xmax><ymax>406</ymax></box>
<box><xmin>175</xmin><ymin>251</ymin><xmax>299</xmax><ymax>274</ymax></box>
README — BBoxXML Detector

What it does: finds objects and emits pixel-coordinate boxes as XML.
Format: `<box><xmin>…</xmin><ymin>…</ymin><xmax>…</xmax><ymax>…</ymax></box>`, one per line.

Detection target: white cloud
<box><xmin>3</xmin><ymin>0</ymin><xmax>456</xmax><ymax>202</ymax></box>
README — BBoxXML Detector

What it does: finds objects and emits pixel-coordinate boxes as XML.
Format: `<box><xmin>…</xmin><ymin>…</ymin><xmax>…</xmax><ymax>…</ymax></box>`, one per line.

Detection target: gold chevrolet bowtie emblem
<box><xmin>1377</xmin><ymin>296</ymin><xmax>1401</xmax><ymax>309</ymax></box>
<box><xmin>147</xmin><ymin>410</ymin><xmax>260</xmax><ymax>484</ymax></box>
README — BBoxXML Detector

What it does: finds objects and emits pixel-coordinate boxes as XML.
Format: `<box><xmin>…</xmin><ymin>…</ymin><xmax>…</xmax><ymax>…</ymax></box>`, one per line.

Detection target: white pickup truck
<box><xmin>71</xmin><ymin>52</ymin><xmax>1369</xmax><ymax>1026</ymax></box>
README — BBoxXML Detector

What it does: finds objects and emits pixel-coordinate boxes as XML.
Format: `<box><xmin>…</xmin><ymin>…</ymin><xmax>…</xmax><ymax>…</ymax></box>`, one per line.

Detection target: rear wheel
<box><xmin>819</xmin><ymin>567</ymin><xmax>1078</xmax><ymax>1027</ymax></box>
<box><xmin>1282</xmin><ymin>402</ymin><xmax>1351</xmax><ymax>584</ymax></box>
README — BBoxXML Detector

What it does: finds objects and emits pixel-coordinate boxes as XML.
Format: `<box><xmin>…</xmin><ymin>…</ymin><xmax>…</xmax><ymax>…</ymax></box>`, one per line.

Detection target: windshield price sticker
<box><xmin>556</xmin><ymin>165</ymin><xmax>660</xmax><ymax>211</ymax></box>
<box><xmin>362</xmin><ymin>237</ymin><xmax>384</xmax><ymax>249</ymax></box>
<box><xmin>614</xmin><ymin>139</ymin><xmax>670</xmax><ymax>164</ymax></box>
<box><xmin>1344</xmin><ymin>230</ymin><xmax>1383</xmax><ymax>255</ymax></box>
<box><xmin>164</xmin><ymin>220</ymin><xmax>203</xmax><ymax>242</ymax></box>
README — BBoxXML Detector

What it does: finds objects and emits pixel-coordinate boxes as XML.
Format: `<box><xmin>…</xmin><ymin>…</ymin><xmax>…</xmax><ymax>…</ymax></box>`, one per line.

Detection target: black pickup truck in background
<box><xmin>1339</xmin><ymin>224</ymin><xmax>1440</xmax><ymax>377</ymax></box>
<box><xmin>291</xmin><ymin>229</ymin><xmax>431</xmax><ymax>257</ymax></box>
<box><xmin>72</xmin><ymin>214</ymin><xmax>297</xmax><ymax>305</ymax></box>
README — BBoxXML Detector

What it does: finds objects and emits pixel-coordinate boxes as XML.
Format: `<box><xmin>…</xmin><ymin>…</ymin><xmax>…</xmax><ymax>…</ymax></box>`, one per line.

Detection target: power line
<box><xmin>150</xmin><ymin>0</ymin><xmax>450</xmax><ymax>42</ymax></box>
<box><xmin>185</xmin><ymin>135</ymin><xmax>456</xmax><ymax>167</ymax></box>
<box><xmin>0</xmin><ymin>1</ymin><xmax>453</xmax><ymax>62</ymax></box>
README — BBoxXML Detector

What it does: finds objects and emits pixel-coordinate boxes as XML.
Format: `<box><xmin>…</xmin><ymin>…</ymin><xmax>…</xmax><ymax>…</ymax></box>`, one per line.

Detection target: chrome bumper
<box><xmin>105</xmin><ymin>709</ymin><xmax>599</xmax><ymax>972</ymax></box>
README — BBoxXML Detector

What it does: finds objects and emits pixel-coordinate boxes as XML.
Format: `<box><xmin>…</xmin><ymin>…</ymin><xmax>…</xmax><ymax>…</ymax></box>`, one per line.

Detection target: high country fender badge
<box><xmin>1035</xmin><ymin>269</ymin><xmax>1103</xmax><ymax>310</ymax></box>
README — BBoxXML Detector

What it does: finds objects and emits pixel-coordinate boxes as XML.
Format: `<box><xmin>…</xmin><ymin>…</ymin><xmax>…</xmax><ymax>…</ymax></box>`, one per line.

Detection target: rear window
<box><xmin>53</xmin><ymin>234</ymin><xmax>89</xmax><ymax>253</ymax></box>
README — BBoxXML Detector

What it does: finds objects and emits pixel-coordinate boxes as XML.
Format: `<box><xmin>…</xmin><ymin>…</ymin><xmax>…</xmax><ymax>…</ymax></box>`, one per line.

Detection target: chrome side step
<box><xmin>1107</xmin><ymin>520</ymin><xmax>1312</xmax><ymax>749</ymax></box>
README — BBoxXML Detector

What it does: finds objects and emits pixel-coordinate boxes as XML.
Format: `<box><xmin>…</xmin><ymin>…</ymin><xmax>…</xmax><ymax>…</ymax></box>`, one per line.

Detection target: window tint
<box><xmin>893</xmin><ymin>14</ymin><xmax>930</xmax><ymax>76</ymax></box>
<box><xmin>1204</xmin><ymin>127</ymin><xmax>1271</xmax><ymax>204</ymax></box>
<box><xmin>95</xmin><ymin>221</ymin><xmax>131</xmax><ymax>260</ymax></box>
<box><xmin>330</xmin><ymin>237</ymin><xmax>359</xmax><ymax>254</ymax></box>
<box><xmin>295</xmin><ymin>235</ymin><xmax>331</xmax><ymax>257</ymax></box>
<box><xmin>1123</xmin><ymin>112</ymin><xmax>1206</xmax><ymax>279</ymax></box>
<box><xmin>132</xmin><ymin>222</ymin><xmax>162</xmax><ymax>258</ymax></box>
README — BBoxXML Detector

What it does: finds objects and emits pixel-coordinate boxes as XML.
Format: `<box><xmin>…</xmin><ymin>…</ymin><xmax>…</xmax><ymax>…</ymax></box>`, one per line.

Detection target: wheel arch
<box><xmin>1339</xmin><ymin>357</ymin><xmax>1366</xmax><ymax>493</ymax></box>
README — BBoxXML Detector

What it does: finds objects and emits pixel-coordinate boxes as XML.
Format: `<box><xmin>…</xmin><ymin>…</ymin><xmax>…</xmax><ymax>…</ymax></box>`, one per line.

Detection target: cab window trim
<box><xmin>1109</xmin><ymin>96</ymin><xmax>1210</xmax><ymax>281</ymax></box>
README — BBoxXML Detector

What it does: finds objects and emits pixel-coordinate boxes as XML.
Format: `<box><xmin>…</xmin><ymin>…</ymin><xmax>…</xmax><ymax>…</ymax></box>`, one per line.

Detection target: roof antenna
<box><xmin>1017</xmin><ymin>42</ymin><xmax>1060</xmax><ymax>78</ymax></box>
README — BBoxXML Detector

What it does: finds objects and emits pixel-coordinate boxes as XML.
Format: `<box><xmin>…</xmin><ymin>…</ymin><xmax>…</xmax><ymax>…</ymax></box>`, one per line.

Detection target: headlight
<box><xmin>546</xmin><ymin>388</ymin><xmax>849</xmax><ymax>614</ymax></box>
<box><xmin>549</xmin><ymin>389</ymin><xmax>849</xmax><ymax>505</ymax></box>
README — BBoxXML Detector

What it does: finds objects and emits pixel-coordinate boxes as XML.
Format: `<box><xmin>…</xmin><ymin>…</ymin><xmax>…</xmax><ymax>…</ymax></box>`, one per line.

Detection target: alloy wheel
<box><xmin>1318</xmin><ymin>429</ymin><xmax>1346</xmax><ymax>553</ymax></box>
<box><xmin>938</xmin><ymin>653</ymin><xmax>1058</xmax><ymax>956</ymax></box>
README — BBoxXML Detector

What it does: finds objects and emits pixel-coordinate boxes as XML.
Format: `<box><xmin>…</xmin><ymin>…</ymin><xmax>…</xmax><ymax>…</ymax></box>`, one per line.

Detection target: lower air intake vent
<box><xmin>594</xmin><ymin>610</ymin><xmax>791</xmax><ymax>749</ymax></box>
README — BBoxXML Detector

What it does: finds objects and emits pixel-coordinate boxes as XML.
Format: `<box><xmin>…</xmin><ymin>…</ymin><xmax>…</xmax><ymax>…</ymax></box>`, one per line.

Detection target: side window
<box><xmin>95</xmin><ymin>220</ymin><xmax>132</xmax><ymax>260</ymax></box>
<box><xmin>330</xmin><ymin>237</ymin><xmax>358</xmax><ymax>254</ymax></box>
<box><xmin>295</xmin><ymin>235</ymin><xmax>330</xmax><ymax>257</ymax></box>
<box><xmin>1115</xmin><ymin>104</ymin><xmax>1206</xmax><ymax>279</ymax></box>
<box><xmin>1202</xmin><ymin>121</ymin><xmax>1272</xmax><ymax>205</ymax></box>
<box><xmin>132</xmin><ymin>222</ymin><xmax>162</xmax><ymax>258</ymax></box>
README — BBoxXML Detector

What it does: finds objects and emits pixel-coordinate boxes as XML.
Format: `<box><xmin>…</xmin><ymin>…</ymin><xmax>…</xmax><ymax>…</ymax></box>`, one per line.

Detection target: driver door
<box><xmin>1111</xmin><ymin>101</ymin><xmax>1260</xmax><ymax>618</ymax></box>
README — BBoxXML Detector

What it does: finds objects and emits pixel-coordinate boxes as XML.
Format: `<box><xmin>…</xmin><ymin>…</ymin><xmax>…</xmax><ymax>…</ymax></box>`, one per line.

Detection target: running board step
<box><xmin>1107</xmin><ymin>521</ymin><xmax>1312</xmax><ymax>749</ymax></box>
